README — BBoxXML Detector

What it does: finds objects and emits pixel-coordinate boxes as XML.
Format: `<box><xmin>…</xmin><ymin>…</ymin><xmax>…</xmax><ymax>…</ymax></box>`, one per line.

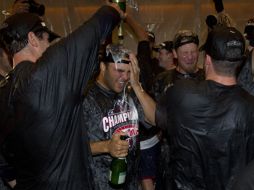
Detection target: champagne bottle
<box><xmin>111</xmin><ymin>0</ymin><xmax>126</xmax><ymax>44</ymax></box>
<box><xmin>112</xmin><ymin>0</ymin><xmax>126</xmax><ymax>12</ymax></box>
<box><xmin>109</xmin><ymin>135</ymin><xmax>128</xmax><ymax>186</ymax></box>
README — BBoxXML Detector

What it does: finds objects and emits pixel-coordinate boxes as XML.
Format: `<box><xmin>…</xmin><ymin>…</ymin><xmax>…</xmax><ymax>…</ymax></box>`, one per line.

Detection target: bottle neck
<box><xmin>117</xmin><ymin>157</ymin><xmax>126</xmax><ymax>159</ymax></box>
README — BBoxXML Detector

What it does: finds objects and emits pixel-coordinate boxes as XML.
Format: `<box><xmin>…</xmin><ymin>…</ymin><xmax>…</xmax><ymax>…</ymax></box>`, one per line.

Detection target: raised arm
<box><xmin>125</xmin><ymin>13</ymin><xmax>148</xmax><ymax>41</ymax></box>
<box><xmin>39</xmin><ymin>4</ymin><xmax>124</xmax><ymax>98</ymax></box>
<box><xmin>129</xmin><ymin>53</ymin><xmax>156</xmax><ymax>125</ymax></box>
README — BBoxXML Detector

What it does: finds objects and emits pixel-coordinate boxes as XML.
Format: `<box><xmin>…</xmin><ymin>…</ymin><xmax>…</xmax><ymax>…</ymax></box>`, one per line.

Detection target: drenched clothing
<box><xmin>0</xmin><ymin>6</ymin><xmax>120</xmax><ymax>190</ymax></box>
<box><xmin>231</xmin><ymin>160</ymin><xmax>254</xmax><ymax>190</ymax></box>
<box><xmin>0</xmin><ymin>151</ymin><xmax>14</xmax><ymax>190</ymax></box>
<box><xmin>156</xmin><ymin>79</ymin><xmax>254</xmax><ymax>190</ymax></box>
<box><xmin>153</xmin><ymin>68</ymin><xmax>205</xmax><ymax>190</ymax></box>
<box><xmin>238</xmin><ymin>49</ymin><xmax>254</xmax><ymax>95</ymax></box>
<box><xmin>83</xmin><ymin>82</ymin><xmax>147</xmax><ymax>190</ymax></box>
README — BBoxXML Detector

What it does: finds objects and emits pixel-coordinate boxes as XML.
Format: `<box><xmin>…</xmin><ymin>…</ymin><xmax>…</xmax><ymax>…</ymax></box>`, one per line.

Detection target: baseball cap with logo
<box><xmin>0</xmin><ymin>12</ymin><xmax>60</xmax><ymax>47</ymax></box>
<box><xmin>173</xmin><ymin>30</ymin><xmax>199</xmax><ymax>49</ymax></box>
<box><xmin>153</xmin><ymin>41</ymin><xmax>173</xmax><ymax>52</ymax></box>
<box><xmin>203</xmin><ymin>26</ymin><xmax>245</xmax><ymax>61</ymax></box>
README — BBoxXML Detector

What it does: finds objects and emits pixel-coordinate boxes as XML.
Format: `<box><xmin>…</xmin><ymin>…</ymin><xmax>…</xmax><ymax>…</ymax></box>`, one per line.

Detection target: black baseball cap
<box><xmin>173</xmin><ymin>30</ymin><xmax>199</xmax><ymax>49</ymax></box>
<box><xmin>153</xmin><ymin>41</ymin><xmax>173</xmax><ymax>52</ymax></box>
<box><xmin>203</xmin><ymin>26</ymin><xmax>245</xmax><ymax>61</ymax></box>
<box><xmin>244</xmin><ymin>18</ymin><xmax>254</xmax><ymax>40</ymax></box>
<box><xmin>0</xmin><ymin>12</ymin><xmax>60</xmax><ymax>45</ymax></box>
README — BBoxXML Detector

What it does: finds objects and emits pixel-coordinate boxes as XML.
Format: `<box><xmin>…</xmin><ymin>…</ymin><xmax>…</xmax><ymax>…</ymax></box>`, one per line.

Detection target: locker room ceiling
<box><xmin>0</xmin><ymin>0</ymin><xmax>253</xmax><ymax>52</ymax></box>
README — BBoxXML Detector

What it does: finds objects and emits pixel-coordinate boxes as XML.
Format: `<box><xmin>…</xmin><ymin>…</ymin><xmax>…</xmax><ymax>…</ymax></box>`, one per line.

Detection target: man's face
<box><xmin>102</xmin><ymin>62</ymin><xmax>131</xmax><ymax>93</ymax></box>
<box><xmin>174</xmin><ymin>43</ymin><xmax>199</xmax><ymax>74</ymax></box>
<box><xmin>158</xmin><ymin>49</ymin><xmax>174</xmax><ymax>69</ymax></box>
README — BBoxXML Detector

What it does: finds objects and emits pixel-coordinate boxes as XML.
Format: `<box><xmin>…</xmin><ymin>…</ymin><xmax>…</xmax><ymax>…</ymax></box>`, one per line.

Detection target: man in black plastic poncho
<box><xmin>0</xmin><ymin>2</ymin><xmax>124</xmax><ymax>190</ymax></box>
<box><xmin>156</xmin><ymin>26</ymin><xmax>254</xmax><ymax>190</ymax></box>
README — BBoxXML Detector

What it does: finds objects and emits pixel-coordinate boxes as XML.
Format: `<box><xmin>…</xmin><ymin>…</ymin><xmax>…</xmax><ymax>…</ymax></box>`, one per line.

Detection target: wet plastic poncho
<box><xmin>237</xmin><ymin>49</ymin><xmax>254</xmax><ymax>95</ymax></box>
<box><xmin>156</xmin><ymin>79</ymin><xmax>254</xmax><ymax>190</ymax></box>
<box><xmin>83</xmin><ymin>82</ymin><xmax>148</xmax><ymax>190</ymax></box>
<box><xmin>0</xmin><ymin>6</ymin><xmax>120</xmax><ymax>190</ymax></box>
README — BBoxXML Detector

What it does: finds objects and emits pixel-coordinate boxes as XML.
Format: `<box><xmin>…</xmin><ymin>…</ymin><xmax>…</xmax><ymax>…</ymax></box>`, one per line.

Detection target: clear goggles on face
<box><xmin>174</xmin><ymin>30</ymin><xmax>199</xmax><ymax>49</ymax></box>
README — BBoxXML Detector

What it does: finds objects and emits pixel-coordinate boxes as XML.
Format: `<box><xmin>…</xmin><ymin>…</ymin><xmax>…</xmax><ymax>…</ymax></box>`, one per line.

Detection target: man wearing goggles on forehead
<box><xmin>173</xmin><ymin>30</ymin><xmax>203</xmax><ymax>76</ymax></box>
<box><xmin>83</xmin><ymin>44</ymin><xmax>155</xmax><ymax>190</ymax></box>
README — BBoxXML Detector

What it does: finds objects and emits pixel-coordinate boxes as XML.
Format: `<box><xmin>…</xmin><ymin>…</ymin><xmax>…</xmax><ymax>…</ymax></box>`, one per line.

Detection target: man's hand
<box><xmin>129</xmin><ymin>53</ymin><xmax>141</xmax><ymax>89</ymax></box>
<box><xmin>108</xmin><ymin>132</ymin><xmax>129</xmax><ymax>158</ymax></box>
<box><xmin>105</xmin><ymin>0</ymin><xmax>126</xmax><ymax>20</ymax></box>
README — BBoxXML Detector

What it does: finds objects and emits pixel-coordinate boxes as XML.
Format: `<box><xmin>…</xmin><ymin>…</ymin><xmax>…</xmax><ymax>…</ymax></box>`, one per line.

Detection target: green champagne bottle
<box><xmin>111</xmin><ymin>0</ymin><xmax>126</xmax><ymax>12</ymax></box>
<box><xmin>109</xmin><ymin>157</ymin><xmax>127</xmax><ymax>186</ymax></box>
<box><xmin>109</xmin><ymin>135</ymin><xmax>128</xmax><ymax>186</ymax></box>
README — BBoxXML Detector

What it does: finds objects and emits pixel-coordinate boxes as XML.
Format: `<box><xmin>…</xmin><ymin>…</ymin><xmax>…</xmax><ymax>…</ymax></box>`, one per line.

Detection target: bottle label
<box><xmin>118</xmin><ymin>171</ymin><xmax>126</xmax><ymax>184</ymax></box>
<box><xmin>109</xmin><ymin>170</ymin><xmax>126</xmax><ymax>184</ymax></box>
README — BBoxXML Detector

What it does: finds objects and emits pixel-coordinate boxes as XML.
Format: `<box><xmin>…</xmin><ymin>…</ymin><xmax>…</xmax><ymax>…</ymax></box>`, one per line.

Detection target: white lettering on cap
<box><xmin>226</xmin><ymin>40</ymin><xmax>242</xmax><ymax>47</ymax></box>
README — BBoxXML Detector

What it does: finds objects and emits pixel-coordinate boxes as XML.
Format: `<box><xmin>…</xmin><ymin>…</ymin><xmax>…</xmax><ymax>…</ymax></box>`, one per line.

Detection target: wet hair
<box><xmin>2</xmin><ymin>29</ymin><xmax>47</xmax><ymax>57</ymax></box>
<box><xmin>99</xmin><ymin>44</ymin><xmax>131</xmax><ymax>65</ymax></box>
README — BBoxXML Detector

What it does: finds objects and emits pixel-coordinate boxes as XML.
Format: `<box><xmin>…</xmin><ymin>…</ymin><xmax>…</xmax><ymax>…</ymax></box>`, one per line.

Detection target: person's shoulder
<box><xmin>164</xmin><ymin>79</ymin><xmax>204</xmax><ymax>101</ymax></box>
<box><xmin>155</xmin><ymin>69</ymin><xmax>174</xmax><ymax>80</ymax></box>
<box><xmin>83</xmin><ymin>81</ymin><xmax>98</xmax><ymax>99</ymax></box>
<box><xmin>238</xmin><ymin>87</ymin><xmax>254</xmax><ymax>105</ymax></box>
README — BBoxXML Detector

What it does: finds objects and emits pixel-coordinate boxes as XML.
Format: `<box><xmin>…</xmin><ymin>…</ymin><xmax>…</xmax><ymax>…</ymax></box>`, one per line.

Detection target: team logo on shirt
<box><xmin>114</xmin><ymin>124</ymin><xmax>139</xmax><ymax>148</ymax></box>
<box><xmin>102</xmin><ymin>110</ymin><xmax>138</xmax><ymax>132</ymax></box>
<box><xmin>102</xmin><ymin>110</ymin><xmax>139</xmax><ymax>149</ymax></box>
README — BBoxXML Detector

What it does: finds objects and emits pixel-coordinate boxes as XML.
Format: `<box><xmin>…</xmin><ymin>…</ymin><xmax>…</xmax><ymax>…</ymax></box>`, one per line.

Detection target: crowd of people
<box><xmin>1</xmin><ymin>0</ymin><xmax>254</xmax><ymax>190</ymax></box>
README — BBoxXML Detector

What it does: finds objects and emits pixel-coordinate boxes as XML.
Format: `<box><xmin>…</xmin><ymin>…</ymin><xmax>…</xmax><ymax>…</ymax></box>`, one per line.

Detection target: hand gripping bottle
<box><xmin>109</xmin><ymin>135</ymin><xmax>128</xmax><ymax>186</ymax></box>
<box><xmin>112</xmin><ymin>0</ymin><xmax>126</xmax><ymax>12</ymax></box>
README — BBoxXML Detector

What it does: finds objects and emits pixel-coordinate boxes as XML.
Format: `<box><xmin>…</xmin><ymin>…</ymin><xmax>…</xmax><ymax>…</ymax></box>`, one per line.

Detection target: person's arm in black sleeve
<box><xmin>238</xmin><ymin>50</ymin><xmax>254</xmax><ymax>95</ymax></box>
<box><xmin>125</xmin><ymin>13</ymin><xmax>154</xmax><ymax>94</ymax></box>
<box><xmin>125</xmin><ymin>13</ymin><xmax>148</xmax><ymax>41</ymax></box>
<box><xmin>137</xmin><ymin>41</ymin><xmax>154</xmax><ymax>94</ymax></box>
<box><xmin>155</xmin><ymin>93</ymin><xmax>168</xmax><ymax>130</ymax></box>
<box><xmin>213</xmin><ymin>0</ymin><xmax>224</xmax><ymax>13</ymax></box>
<box><xmin>37</xmin><ymin>5</ymin><xmax>122</xmax><ymax>97</ymax></box>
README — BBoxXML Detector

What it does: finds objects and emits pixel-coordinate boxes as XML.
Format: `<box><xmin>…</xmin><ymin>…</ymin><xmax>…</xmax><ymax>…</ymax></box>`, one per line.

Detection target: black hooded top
<box><xmin>0</xmin><ymin>6</ymin><xmax>120</xmax><ymax>190</ymax></box>
<box><xmin>156</xmin><ymin>79</ymin><xmax>254</xmax><ymax>190</ymax></box>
